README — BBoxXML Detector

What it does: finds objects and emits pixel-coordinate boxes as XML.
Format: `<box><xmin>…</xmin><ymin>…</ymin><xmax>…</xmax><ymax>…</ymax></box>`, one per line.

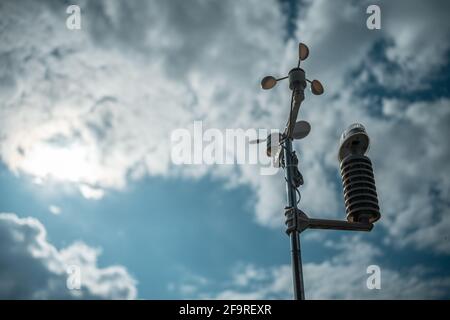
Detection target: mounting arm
<box><xmin>284</xmin><ymin>207</ymin><xmax>373</xmax><ymax>235</ymax></box>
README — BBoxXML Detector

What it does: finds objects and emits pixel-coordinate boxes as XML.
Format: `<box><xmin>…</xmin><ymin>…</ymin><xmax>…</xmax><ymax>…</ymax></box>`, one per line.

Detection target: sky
<box><xmin>0</xmin><ymin>0</ymin><xmax>450</xmax><ymax>299</ymax></box>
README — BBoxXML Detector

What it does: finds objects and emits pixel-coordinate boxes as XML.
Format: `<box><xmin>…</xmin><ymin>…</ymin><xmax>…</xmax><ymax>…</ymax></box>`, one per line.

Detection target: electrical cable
<box><xmin>285</xmin><ymin>88</ymin><xmax>295</xmax><ymax>136</ymax></box>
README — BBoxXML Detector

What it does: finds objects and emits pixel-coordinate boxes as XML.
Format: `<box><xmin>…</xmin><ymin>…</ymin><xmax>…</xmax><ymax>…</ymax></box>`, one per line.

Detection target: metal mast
<box><xmin>259</xmin><ymin>43</ymin><xmax>381</xmax><ymax>300</ymax></box>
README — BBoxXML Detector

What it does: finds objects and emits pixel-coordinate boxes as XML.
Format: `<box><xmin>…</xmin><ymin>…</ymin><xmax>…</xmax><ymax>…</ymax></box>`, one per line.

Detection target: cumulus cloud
<box><xmin>367</xmin><ymin>98</ymin><xmax>450</xmax><ymax>254</ymax></box>
<box><xmin>0</xmin><ymin>213</ymin><xmax>137</xmax><ymax>299</ymax></box>
<box><xmin>290</xmin><ymin>0</ymin><xmax>450</xmax><ymax>255</ymax></box>
<box><xmin>0</xmin><ymin>0</ymin><xmax>449</xmax><ymax>258</ymax></box>
<box><xmin>176</xmin><ymin>236</ymin><xmax>450</xmax><ymax>299</ymax></box>
<box><xmin>0</xmin><ymin>0</ymin><xmax>286</xmax><ymax>199</ymax></box>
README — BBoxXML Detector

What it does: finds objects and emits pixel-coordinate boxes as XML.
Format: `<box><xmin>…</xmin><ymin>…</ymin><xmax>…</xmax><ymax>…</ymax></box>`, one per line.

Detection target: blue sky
<box><xmin>1</xmin><ymin>164</ymin><xmax>285</xmax><ymax>298</ymax></box>
<box><xmin>0</xmin><ymin>0</ymin><xmax>450</xmax><ymax>299</ymax></box>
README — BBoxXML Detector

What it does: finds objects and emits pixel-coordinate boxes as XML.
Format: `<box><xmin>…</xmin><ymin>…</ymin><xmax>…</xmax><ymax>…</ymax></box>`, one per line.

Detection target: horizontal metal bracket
<box><xmin>284</xmin><ymin>207</ymin><xmax>373</xmax><ymax>235</ymax></box>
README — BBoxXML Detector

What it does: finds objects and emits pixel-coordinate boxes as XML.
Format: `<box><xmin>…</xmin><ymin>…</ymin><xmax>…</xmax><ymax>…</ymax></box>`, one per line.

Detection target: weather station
<box><xmin>252</xmin><ymin>43</ymin><xmax>381</xmax><ymax>300</ymax></box>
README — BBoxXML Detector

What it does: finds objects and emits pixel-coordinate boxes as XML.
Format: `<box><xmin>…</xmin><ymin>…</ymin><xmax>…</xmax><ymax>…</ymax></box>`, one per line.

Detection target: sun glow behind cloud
<box><xmin>20</xmin><ymin>143</ymin><xmax>93</xmax><ymax>183</ymax></box>
<box><xmin>15</xmin><ymin>142</ymin><xmax>106</xmax><ymax>199</ymax></box>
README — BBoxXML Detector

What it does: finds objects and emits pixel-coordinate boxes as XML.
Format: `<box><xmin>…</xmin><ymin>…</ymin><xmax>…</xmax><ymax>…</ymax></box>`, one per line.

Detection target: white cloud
<box><xmin>373</xmin><ymin>98</ymin><xmax>450</xmax><ymax>254</ymax></box>
<box><xmin>49</xmin><ymin>205</ymin><xmax>61</xmax><ymax>215</ymax></box>
<box><xmin>79</xmin><ymin>184</ymin><xmax>105</xmax><ymax>200</ymax></box>
<box><xmin>0</xmin><ymin>0</ymin><xmax>286</xmax><ymax>190</ymax></box>
<box><xmin>304</xmin><ymin>242</ymin><xmax>450</xmax><ymax>299</ymax></box>
<box><xmin>0</xmin><ymin>213</ymin><xmax>137</xmax><ymax>299</ymax></box>
<box><xmin>0</xmin><ymin>0</ymin><xmax>449</xmax><ymax>257</ymax></box>
<box><xmin>179</xmin><ymin>237</ymin><xmax>450</xmax><ymax>299</ymax></box>
<box><xmin>290</xmin><ymin>0</ymin><xmax>450</xmax><ymax>255</ymax></box>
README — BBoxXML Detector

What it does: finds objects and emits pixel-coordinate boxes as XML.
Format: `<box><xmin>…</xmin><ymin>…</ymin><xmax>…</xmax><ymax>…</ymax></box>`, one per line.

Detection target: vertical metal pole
<box><xmin>283</xmin><ymin>137</ymin><xmax>305</xmax><ymax>300</ymax></box>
